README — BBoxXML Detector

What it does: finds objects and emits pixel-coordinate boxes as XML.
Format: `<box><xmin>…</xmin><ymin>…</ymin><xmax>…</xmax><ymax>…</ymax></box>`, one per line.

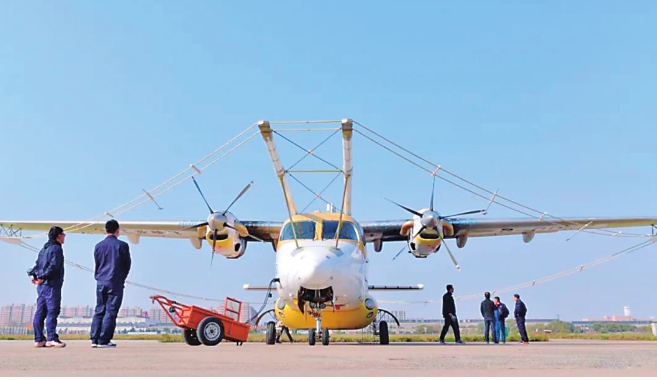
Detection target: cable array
<box><xmin>352</xmin><ymin>121</ymin><xmax>653</xmax><ymax>239</ymax></box>
<box><xmin>377</xmin><ymin>238</ymin><xmax>656</xmax><ymax>305</ymax></box>
<box><xmin>20</xmin><ymin>123</ymin><xmax>259</xmax><ymax>240</ymax></box>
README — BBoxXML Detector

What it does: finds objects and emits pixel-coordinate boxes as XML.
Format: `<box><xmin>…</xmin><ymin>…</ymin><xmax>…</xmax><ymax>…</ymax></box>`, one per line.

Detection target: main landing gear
<box><xmin>372</xmin><ymin>309</ymin><xmax>400</xmax><ymax>345</ymax></box>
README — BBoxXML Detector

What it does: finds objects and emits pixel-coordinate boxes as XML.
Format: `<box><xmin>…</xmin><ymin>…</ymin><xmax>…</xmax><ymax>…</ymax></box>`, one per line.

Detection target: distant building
<box><xmin>624</xmin><ymin>306</ymin><xmax>631</xmax><ymax>317</ymax></box>
<box><xmin>0</xmin><ymin>304</ymin><xmax>37</xmax><ymax>327</ymax></box>
<box><xmin>149</xmin><ymin>307</ymin><xmax>172</xmax><ymax>324</ymax></box>
<box><xmin>390</xmin><ymin>310</ymin><xmax>407</xmax><ymax>321</ymax></box>
<box><xmin>62</xmin><ymin>305</ymin><xmax>93</xmax><ymax>318</ymax></box>
<box><xmin>119</xmin><ymin>307</ymin><xmax>147</xmax><ymax>318</ymax></box>
<box><xmin>215</xmin><ymin>301</ymin><xmax>257</xmax><ymax>324</ymax></box>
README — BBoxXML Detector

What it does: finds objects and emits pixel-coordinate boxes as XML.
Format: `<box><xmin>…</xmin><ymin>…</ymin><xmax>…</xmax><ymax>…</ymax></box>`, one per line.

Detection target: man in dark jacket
<box><xmin>438</xmin><ymin>284</ymin><xmax>464</xmax><ymax>344</ymax></box>
<box><xmin>480</xmin><ymin>292</ymin><xmax>498</xmax><ymax>343</ymax></box>
<box><xmin>514</xmin><ymin>294</ymin><xmax>529</xmax><ymax>344</ymax></box>
<box><xmin>90</xmin><ymin>220</ymin><xmax>131</xmax><ymax>348</ymax></box>
<box><xmin>494</xmin><ymin>296</ymin><xmax>509</xmax><ymax>344</ymax></box>
<box><xmin>30</xmin><ymin>226</ymin><xmax>67</xmax><ymax>348</ymax></box>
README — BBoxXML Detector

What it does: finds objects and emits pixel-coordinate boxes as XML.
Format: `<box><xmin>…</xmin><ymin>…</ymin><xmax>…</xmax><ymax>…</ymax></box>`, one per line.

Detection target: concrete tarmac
<box><xmin>1</xmin><ymin>340</ymin><xmax>656</xmax><ymax>376</ymax></box>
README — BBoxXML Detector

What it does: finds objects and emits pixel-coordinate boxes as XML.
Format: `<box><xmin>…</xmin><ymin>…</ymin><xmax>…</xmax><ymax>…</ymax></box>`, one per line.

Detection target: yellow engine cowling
<box><xmin>409</xmin><ymin>221</ymin><xmax>455</xmax><ymax>258</ymax></box>
<box><xmin>205</xmin><ymin>229</ymin><xmax>247</xmax><ymax>259</ymax></box>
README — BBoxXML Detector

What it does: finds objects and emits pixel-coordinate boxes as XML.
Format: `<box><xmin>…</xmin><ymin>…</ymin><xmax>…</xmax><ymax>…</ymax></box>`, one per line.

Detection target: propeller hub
<box><xmin>208</xmin><ymin>213</ymin><xmax>228</xmax><ymax>231</ymax></box>
<box><xmin>420</xmin><ymin>210</ymin><xmax>440</xmax><ymax>228</ymax></box>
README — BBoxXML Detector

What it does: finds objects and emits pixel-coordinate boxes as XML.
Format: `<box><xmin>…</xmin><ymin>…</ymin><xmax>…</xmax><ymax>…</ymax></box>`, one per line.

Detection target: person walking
<box><xmin>439</xmin><ymin>284</ymin><xmax>464</xmax><ymax>344</ymax></box>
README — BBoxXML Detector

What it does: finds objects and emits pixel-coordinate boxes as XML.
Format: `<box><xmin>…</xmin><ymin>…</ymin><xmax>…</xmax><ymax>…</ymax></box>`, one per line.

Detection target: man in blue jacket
<box><xmin>90</xmin><ymin>220</ymin><xmax>131</xmax><ymax>348</ymax></box>
<box><xmin>514</xmin><ymin>293</ymin><xmax>529</xmax><ymax>344</ymax></box>
<box><xmin>30</xmin><ymin>226</ymin><xmax>67</xmax><ymax>348</ymax></box>
<box><xmin>494</xmin><ymin>296</ymin><xmax>509</xmax><ymax>344</ymax></box>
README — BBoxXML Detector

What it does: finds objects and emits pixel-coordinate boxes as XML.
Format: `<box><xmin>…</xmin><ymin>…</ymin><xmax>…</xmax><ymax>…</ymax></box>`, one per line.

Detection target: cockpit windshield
<box><xmin>321</xmin><ymin>221</ymin><xmax>360</xmax><ymax>241</ymax></box>
<box><xmin>280</xmin><ymin>221</ymin><xmax>316</xmax><ymax>241</ymax></box>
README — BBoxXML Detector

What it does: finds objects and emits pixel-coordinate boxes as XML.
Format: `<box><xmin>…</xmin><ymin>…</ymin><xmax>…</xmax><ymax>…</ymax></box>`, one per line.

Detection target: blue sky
<box><xmin>1</xmin><ymin>0</ymin><xmax>656</xmax><ymax>320</ymax></box>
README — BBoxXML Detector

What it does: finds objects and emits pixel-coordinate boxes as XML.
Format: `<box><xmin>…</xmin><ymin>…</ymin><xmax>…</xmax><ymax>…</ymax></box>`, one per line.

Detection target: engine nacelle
<box><xmin>204</xmin><ymin>211</ymin><xmax>249</xmax><ymax>259</ymax></box>
<box><xmin>401</xmin><ymin>219</ymin><xmax>454</xmax><ymax>258</ymax></box>
<box><xmin>206</xmin><ymin>229</ymin><xmax>247</xmax><ymax>259</ymax></box>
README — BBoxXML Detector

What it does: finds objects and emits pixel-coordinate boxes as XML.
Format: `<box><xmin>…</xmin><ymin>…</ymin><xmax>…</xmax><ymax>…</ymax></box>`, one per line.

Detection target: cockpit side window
<box><xmin>321</xmin><ymin>221</ymin><xmax>360</xmax><ymax>241</ymax></box>
<box><xmin>280</xmin><ymin>221</ymin><xmax>316</xmax><ymax>241</ymax></box>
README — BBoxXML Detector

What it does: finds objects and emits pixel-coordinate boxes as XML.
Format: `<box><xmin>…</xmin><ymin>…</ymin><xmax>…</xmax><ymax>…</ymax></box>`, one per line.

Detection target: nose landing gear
<box><xmin>307</xmin><ymin>311</ymin><xmax>331</xmax><ymax>346</ymax></box>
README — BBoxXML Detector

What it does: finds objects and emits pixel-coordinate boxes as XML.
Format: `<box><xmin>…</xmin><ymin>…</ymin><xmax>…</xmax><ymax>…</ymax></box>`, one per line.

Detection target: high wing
<box><xmin>361</xmin><ymin>217</ymin><xmax>657</xmax><ymax>243</ymax></box>
<box><xmin>0</xmin><ymin>220</ymin><xmax>282</xmax><ymax>243</ymax></box>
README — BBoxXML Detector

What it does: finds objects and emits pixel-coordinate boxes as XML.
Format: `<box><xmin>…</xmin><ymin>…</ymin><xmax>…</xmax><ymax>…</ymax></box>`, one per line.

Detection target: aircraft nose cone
<box><xmin>295</xmin><ymin>256</ymin><xmax>334</xmax><ymax>289</ymax></box>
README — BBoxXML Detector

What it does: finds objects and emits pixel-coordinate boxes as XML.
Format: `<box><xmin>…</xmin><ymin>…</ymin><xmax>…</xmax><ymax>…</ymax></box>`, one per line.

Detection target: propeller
<box><xmin>191</xmin><ymin>176</ymin><xmax>264</xmax><ymax>238</ymax></box>
<box><xmin>189</xmin><ymin>177</ymin><xmax>261</xmax><ymax>267</ymax></box>
<box><xmin>386</xmin><ymin>176</ymin><xmax>483</xmax><ymax>269</ymax></box>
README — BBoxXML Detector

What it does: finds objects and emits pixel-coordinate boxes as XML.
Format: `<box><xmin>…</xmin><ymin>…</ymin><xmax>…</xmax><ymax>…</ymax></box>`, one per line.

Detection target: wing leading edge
<box><xmin>0</xmin><ymin>220</ymin><xmax>282</xmax><ymax>244</ymax></box>
<box><xmin>361</xmin><ymin>217</ymin><xmax>657</xmax><ymax>243</ymax></box>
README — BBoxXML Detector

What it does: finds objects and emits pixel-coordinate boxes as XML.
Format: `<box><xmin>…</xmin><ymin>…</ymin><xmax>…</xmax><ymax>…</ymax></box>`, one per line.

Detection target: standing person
<box><xmin>480</xmin><ymin>292</ymin><xmax>498</xmax><ymax>344</ymax></box>
<box><xmin>494</xmin><ymin>296</ymin><xmax>509</xmax><ymax>344</ymax></box>
<box><xmin>275</xmin><ymin>320</ymin><xmax>294</xmax><ymax>343</ymax></box>
<box><xmin>514</xmin><ymin>294</ymin><xmax>529</xmax><ymax>344</ymax></box>
<box><xmin>90</xmin><ymin>220</ymin><xmax>131</xmax><ymax>348</ymax></box>
<box><xmin>439</xmin><ymin>284</ymin><xmax>464</xmax><ymax>344</ymax></box>
<box><xmin>30</xmin><ymin>226</ymin><xmax>67</xmax><ymax>348</ymax></box>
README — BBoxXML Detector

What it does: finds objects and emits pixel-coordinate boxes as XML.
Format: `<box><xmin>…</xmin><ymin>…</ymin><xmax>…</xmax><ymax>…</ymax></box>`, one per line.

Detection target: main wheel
<box><xmin>266</xmin><ymin>321</ymin><xmax>276</xmax><ymax>345</ymax></box>
<box><xmin>183</xmin><ymin>328</ymin><xmax>202</xmax><ymax>346</ymax></box>
<box><xmin>379</xmin><ymin>321</ymin><xmax>389</xmax><ymax>345</ymax></box>
<box><xmin>308</xmin><ymin>328</ymin><xmax>316</xmax><ymax>346</ymax></box>
<box><xmin>197</xmin><ymin>317</ymin><xmax>225</xmax><ymax>346</ymax></box>
<box><xmin>322</xmin><ymin>328</ymin><xmax>330</xmax><ymax>346</ymax></box>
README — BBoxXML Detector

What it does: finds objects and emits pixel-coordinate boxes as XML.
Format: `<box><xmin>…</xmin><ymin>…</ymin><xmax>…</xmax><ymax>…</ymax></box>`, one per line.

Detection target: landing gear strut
<box><xmin>307</xmin><ymin>313</ymin><xmax>330</xmax><ymax>346</ymax></box>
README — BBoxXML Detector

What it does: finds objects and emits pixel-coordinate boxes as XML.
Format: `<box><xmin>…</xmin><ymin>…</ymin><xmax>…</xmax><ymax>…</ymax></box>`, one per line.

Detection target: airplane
<box><xmin>2</xmin><ymin>119</ymin><xmax>656</xmax><ymax>346</ymax></box>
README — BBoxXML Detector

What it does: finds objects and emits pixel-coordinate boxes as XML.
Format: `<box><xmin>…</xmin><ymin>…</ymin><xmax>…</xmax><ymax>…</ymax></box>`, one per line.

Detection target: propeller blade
<box><xmin>442</xmin><ymin>241</ymin><xmax>461</xmax><ymax>271</ymax></box>
<box><xmin>223</xmin><ymin>181</ymin><xmax>254</xmax><ymax>215</ymax></box>
<box><xmin>187</xmin><ymin>222</ymin><xmax>208</xmax><ymax>229</ymax></box>
<box><xmin>384</xmin><ymin>198</ymin><xmax>423</xmax><ymax>217</ymax></box>
<box><xmin>430</xmin><ymin>175</ymin><xmax>436</xmax><ymax>212</ymax></box>
<box><xmin>192</xmin><ymin>177</ymin><xmax>214</xmax><ymax>214</ymax></box>
<box><xmin>224</xmin><ymin>222</ymin><xmax>264</xmax><ymax>242</ymax></box>
<box><xmin>441</xmin><ymin>209</ymin><xmax>486</xmax><ymax>219</ymax></box>
<box><xmin>392</xmin><ymin>245</ymin><xmax>407</xmax><ymax>261</ymax></box>
<box><xmin>211</xmin><ymin>229</ymin><xmax>218</xmax><ymax>267</ymax></box>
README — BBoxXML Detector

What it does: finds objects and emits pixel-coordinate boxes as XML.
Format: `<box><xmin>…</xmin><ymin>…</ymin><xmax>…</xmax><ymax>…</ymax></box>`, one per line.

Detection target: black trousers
<box><xmin>276</xmin><ymin>327</ymin><xmax>294</xmax><ymax>343</ymax></box>
<box><xmin>516</xmin><ymin>316</ymin><xmax>529</xmax><ymax>342</ymax></box>
<box><xmin>439</xmin><ymin>316</ymin><xmax>461</xmax><ymax>342</ymax></box>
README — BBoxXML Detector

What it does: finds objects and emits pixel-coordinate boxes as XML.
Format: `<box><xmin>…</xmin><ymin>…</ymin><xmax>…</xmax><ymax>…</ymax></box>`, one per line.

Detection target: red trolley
<box><xmin>150</xmin><ymin>295</ymin><xmax>251</xmax><ymax>346</ymax></box>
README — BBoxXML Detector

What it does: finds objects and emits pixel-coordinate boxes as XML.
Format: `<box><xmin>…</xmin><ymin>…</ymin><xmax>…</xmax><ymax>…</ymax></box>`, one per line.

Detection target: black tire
<box><xmin>379</xmin><ymin>321</ymin><xmax>389</xmax><ymax>345</ymax></box>
<box><xmin>308</xmin><ymin>328</ymin><xmax>316</xmax><ymax>346</ymax></box>
<box><xmin>322</xmin><ymin>328</ymin><xmax>330</xmax><ymax>346</ymax></box>
<box><xmin>266</xmin><ymin>321</ymin><xmax>276</xmax><ymax>345</ymax></box>
<box><xmin>196</xmin><ymin>317</ymin><xmax>225</xmax><ymax>346</ymax></box>
<box><xmin>183</xmin><ymin>328</ymin><xmax>202</xmax><ymax>346</ymax></box>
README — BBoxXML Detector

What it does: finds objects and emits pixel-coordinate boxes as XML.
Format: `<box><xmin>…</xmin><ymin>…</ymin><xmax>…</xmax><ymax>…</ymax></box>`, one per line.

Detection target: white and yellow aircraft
<box><xmin>2</xmin><ymin>119</ymin><xmax>656</xmax><ymax>346</ymax></box>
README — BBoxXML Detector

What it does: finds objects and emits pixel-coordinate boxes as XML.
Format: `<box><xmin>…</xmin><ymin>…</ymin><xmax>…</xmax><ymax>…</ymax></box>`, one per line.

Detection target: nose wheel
<box><xmin>308</xmin><ymin>314</ymin><xmax>330</xmax><ymax>346</ymax></box>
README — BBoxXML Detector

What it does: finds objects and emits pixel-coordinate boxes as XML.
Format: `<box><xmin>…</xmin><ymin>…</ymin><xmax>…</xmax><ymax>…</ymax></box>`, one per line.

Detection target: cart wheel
<box><xmin>322</xmin><ymin>328</ymin><xmax>330</xmax><ymax>346</ymax></box>
<box><xmin>197</xmin><ymin>317</ymin><xmax>225</xmax><ymax>346</ymax></box>
<box><xmin>379</xmin><ymin>321</ymin><xmax>389</xmax><ymax>345</ymax></box>
<box><xmin>183</xmin><ymin>328</ymin><xmax>202</xmax><ymax>346</ymax></box>
<box><xmin>266</xmin><ymin>321</ymin><xmax>276</xmax><ymax>345</ymax></box>
<box><xmin>308</xmin><ymin>328</ymin><xmax>316</xmax><ymax>346</ymax></box>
